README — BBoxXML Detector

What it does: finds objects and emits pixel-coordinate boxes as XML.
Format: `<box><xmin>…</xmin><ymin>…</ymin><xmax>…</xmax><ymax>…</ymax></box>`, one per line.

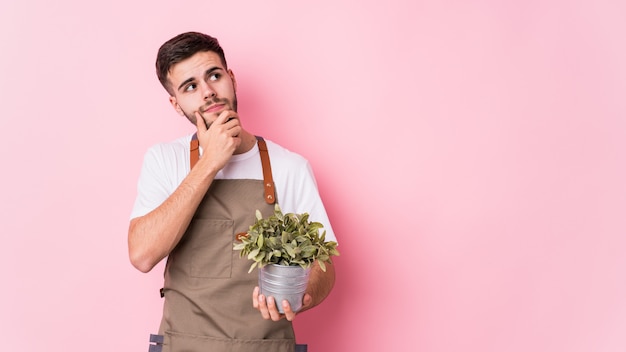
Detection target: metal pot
<box><xmin>258</xmin><ymin>264</ymin><xmax>311</xmax><ymax>313</ymax></box>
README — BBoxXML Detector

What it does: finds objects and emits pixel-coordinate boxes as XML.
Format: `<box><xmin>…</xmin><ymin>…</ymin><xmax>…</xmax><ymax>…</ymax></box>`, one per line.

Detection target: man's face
<box><xmin>167</xmin><ymin>51</ymin><xmax>238</xmax><ymax>127</ymax></box>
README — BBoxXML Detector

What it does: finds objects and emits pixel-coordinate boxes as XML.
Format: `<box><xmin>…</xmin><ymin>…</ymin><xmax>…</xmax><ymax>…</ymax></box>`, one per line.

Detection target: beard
<box><xmin>182</xmin><ymin>94</ymin><xmax>238</xmax><ymax>128</ymax></box>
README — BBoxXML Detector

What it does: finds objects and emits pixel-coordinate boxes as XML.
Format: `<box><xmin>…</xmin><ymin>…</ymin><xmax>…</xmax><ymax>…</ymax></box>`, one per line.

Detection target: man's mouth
<box><xmin>203</xmin><ymin>103</ymin><xmax>225</xmax><ymax>113</ymax></box>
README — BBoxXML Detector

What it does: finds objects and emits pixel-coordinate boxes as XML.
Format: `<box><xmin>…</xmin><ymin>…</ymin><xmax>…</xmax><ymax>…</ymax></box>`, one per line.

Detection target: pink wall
<box><xmin>1</xmin><ymin>0</ymin><xmax>625</xmax><ymax>351</ymax></box>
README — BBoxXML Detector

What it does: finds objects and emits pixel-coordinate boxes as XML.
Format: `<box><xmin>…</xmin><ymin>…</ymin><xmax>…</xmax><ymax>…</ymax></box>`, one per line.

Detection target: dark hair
<box><xmin>155</xmin><ymin>32</ymin><xmax>228</xmax><ymax>95</ymax></box>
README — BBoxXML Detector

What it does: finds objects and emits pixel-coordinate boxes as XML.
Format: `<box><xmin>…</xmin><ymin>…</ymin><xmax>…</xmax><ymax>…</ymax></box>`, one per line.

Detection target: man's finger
<box><xmin>283</xmin><ymin>300</ymin><xmax>296</xmax><ymax>321</ymax></box>
<box><xmin>252</xmin><ymin>286</ymin><xmax>260</xmax><ymax>309</ymax></box>
<box><xmin>258</xmin><ymin>294</ymin><xmax>271</xmax><ymax>320</ymax></box>
<box><xmin>216</xmin><ymin>110</ymin><xmax>237</xmax><ymax>125</ymax></box>
<box><xmin>266</xmin><ymin>296</ymin><xmax>283</xmax><ymax>321</ymax></box>
<box><xmin>195</xmin><ymin>111</ymin><xmax>207</xmax><ymax>132</ymax></box>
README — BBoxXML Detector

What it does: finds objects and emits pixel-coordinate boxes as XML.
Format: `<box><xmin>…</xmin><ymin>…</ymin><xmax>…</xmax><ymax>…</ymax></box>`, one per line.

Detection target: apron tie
<box><xmin>149</xmin><ymin>334</ymin><xmax>164</xmax><ymax>352</ymax></box>
<box><xmin>148</xmin><ymin>335</ymin><xmax>306</xmax><ymax>352</ymax></box>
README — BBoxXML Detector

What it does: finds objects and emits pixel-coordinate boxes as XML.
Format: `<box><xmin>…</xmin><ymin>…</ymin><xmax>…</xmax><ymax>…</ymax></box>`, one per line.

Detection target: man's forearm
<box><xmin>128</xmin><ymin>162</ymin><xmax>218</xmax><ymax>273</ymax></box>
<box><xmin>303</xmin><ymin>261</ymin><xmax>336</xmax><ymax>310</ymax></box>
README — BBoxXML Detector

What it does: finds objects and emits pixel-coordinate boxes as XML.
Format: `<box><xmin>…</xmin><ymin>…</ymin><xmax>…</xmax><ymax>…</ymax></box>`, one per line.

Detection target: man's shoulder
<box><xmin>264</xmin><ymin>139</ymin><xmax>309</xmax><ymax>165</ymax></box>
<box><xmin>144</xmin><ymin>134</ymin><xmax>192</xmax><ymax>158</ymax></box>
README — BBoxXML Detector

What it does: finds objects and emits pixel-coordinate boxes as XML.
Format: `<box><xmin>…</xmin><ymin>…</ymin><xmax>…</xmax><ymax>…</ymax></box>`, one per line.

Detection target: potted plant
<box><xmin>234</xmin><ymin>204</ymin><xmax>339</xmax><ymax>313</ymax></box>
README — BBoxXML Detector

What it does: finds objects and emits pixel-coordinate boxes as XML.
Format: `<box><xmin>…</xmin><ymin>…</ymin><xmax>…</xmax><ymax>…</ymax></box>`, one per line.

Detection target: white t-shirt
<box><xmin>130</xmin><ymin>134</ymin><xmax>336</xmax><ymax>243</ymax></box>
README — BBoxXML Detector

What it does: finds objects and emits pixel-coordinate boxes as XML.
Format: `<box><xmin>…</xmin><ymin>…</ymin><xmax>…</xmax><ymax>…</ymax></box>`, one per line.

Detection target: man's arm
<box><xmin>128</xmin><ymin>162</ymin><xmax>219</xmax><ymax>273</ymax></box>
<box><xmin>128</xmin><ymin>112</ymin><xmax>241</xmax><ymax>273</ymax></box>
<box><xmin>300</xmin><ymin>261</ymin><xmax>336</xmax><ymax>311</ymax></box>
<box><xmin>254</xmin><ymin>261</ymin><xmax>336</xmax><ymax>321</ymax></box>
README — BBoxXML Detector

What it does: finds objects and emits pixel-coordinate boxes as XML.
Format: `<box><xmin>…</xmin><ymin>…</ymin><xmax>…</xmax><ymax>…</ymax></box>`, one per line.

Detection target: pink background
<box><xmin>1</xmin><ymin>0</ymin><xmax>625</xmax><ymax>351</ymax></box>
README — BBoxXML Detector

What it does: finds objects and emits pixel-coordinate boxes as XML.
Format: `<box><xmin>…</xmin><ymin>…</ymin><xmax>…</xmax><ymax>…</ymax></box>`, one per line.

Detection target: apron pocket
<box><xmin>186</xmin><ymin>219</ymin><xmax>234</xmax><ymax>278</ymax></box>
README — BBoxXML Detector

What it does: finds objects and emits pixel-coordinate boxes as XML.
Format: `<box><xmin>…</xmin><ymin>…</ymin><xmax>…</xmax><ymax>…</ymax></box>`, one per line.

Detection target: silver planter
<box><xmin>258</xmin><ymin>264</ymin><xmax>311</xmax><ymax>313</ymax></box>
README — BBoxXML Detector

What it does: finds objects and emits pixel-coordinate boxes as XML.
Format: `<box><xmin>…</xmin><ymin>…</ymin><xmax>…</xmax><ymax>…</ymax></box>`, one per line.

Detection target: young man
<box><xmin>128</xmin><ymin>32</ymin><xmax>337</xmax><ymax>352</ymax></box>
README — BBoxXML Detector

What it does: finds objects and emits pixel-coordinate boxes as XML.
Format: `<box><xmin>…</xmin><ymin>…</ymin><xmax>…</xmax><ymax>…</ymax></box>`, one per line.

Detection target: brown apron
<box><xmin>149</xmin><ymin>136</ymin><xmax>300</xmax><ymax>352</ymax></box>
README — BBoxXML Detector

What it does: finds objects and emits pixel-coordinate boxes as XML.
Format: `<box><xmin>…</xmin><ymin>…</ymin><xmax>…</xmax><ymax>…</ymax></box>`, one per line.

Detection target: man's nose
<box><xmin>201</xmin><ymin>81</ymin><xmax>216</xmax><ymax>99</ymax></box>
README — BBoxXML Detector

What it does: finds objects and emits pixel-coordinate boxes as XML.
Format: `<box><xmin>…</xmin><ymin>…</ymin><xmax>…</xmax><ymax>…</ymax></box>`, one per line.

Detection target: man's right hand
<box><xmin>194</xmin><ymin>110</ymin><xmax>242</xmax><ymax>172</ymax></box>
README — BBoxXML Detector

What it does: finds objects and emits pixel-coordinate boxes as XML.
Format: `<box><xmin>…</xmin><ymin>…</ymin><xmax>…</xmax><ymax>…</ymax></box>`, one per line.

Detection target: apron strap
<box><xmin>190</xmin><ymin>133</ymin><xmax>200</xmax><ymax>169</ymax></box>
<box><xmin>188</xmin><ymin>134</ymin><xmax>276</xmax><ymax>204</ymax></box>
<box><xmin>256</xmin><ymin>136</ymin><xmax>276</xmax><ymax>204</ymax></box>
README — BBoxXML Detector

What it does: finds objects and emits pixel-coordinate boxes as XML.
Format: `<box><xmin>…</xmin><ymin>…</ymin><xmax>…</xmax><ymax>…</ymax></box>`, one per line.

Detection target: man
<box><xmin>128</xmin><ymin>32</ymin><xmax>337</xmax><ymax>352</ymax></box>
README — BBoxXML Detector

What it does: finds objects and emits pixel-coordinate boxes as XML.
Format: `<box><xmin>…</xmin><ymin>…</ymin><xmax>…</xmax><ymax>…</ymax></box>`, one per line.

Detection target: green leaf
<box><xmin>247</xmin><ymin>248</ymin><xmax>260</xmax><ymax>260</ymax></box>
<box><xmin>248</xmin><ymin>261</ymin><xmax>258</xmax><ymax>273</ymax></box>
<box><xmin>284</xmin><ymin>243</ymin><xmax>296</xmax><ymax>258</ymax></box>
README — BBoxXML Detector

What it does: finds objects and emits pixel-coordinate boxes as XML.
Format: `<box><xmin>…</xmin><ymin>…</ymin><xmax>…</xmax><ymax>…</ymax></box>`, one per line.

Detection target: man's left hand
<box><xmin>252</xmin><ymin>286</ymin><xmax>313</xmax><ymax>321</ymax></box>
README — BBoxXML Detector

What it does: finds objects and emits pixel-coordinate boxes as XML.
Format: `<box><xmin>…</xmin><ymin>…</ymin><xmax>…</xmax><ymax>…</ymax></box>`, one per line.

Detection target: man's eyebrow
<box><xmin>205</xmin><ymin>66</ymin><xmax>222</xmax><ymax>78</ymax></box>
<box><xmin>177</xmin><ymin>77</ymin><xmax>195</xmax><ymax>92</ymax></box>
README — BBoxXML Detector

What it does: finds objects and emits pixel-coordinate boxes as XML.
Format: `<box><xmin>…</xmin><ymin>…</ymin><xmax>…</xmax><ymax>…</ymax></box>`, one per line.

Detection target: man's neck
<box><xmin>233</xmin><ymin>130</ymin><xmax>258</xmax><ymax>155</ymax></box>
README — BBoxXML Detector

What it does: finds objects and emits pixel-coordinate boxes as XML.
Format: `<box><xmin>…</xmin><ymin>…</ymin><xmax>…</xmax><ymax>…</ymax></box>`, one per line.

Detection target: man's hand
<box><xmin>252</xmin><ymin>286</ymin><xmax>313</xmax><ymax>322</ymax></box>
<box><xmin>194</xmin><ymin>110</ymin><xmax>241</xmax><ymax>171</ymax></box>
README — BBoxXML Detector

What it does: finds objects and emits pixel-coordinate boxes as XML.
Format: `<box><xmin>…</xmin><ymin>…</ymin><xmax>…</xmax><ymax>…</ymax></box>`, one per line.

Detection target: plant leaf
<box><xmin>247</xmin><ymin>248</ymin><xmax>260</xmax><ymax>260</ymax></box>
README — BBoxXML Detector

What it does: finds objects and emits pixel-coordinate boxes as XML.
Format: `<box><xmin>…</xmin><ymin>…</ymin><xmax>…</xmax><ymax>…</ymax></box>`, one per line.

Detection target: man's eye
<box><xmin>209</xmin><ymin>73</ymin><xmax>220</xmax><ymax>81</ymax></box>
<box><xmin>185</xmin><ymin>83</ymin><xmax>197</xmax><ymax>92</ymax></box>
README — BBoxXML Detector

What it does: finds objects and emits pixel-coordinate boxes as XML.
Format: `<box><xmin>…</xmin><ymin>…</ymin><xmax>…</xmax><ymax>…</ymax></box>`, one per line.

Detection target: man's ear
<box><xmin>169</xmin><ymin>96</ymin><xmax>185</xmax><ymax>116</ymax></box>
<box><xmin>229</xmin><ymin>69</ymin><xmax>237</xmax><ymax>92</ymax></box>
